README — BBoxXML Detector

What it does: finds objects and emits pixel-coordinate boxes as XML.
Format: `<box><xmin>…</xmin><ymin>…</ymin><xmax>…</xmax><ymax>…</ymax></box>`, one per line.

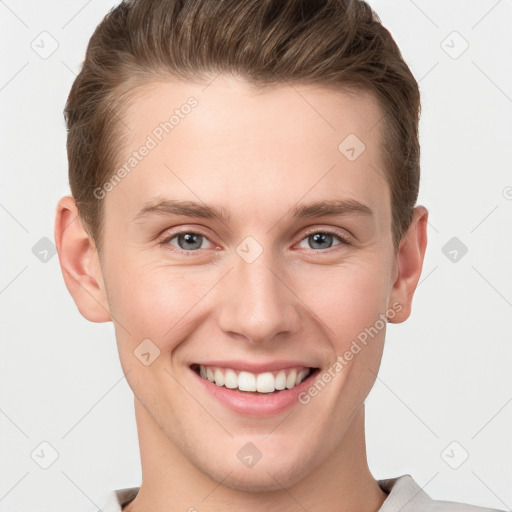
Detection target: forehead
<box><xmin>105</xmin><ymin>75</ymin><xmax>390</xmax><ymax>232</ymax></box>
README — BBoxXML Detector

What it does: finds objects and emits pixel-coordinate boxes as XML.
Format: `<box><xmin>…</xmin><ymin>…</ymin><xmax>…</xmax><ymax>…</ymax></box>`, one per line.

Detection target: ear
<box><xmin>54</xmin><ymin>195</ymin><xmax>112</xmax><ymax>323</ymax></box>
<box><xmin>387</xmin><ymin>205</ymin><xmax>428</xmax><ymax>323</ymax></box>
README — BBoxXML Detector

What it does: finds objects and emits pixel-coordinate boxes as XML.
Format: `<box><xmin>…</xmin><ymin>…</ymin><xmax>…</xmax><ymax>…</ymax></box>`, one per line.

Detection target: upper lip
<box><xmin>190</xmin><ymin>360</ymin><xmax>318</xmax><ymax>373</ymax></box>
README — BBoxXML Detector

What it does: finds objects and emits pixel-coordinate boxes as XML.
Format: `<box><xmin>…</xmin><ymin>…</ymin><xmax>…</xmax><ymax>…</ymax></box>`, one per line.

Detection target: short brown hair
<box><xmin>64</xmin><ymin>0</ymin><xmax>421</xmax><ymax>253</ymax></box>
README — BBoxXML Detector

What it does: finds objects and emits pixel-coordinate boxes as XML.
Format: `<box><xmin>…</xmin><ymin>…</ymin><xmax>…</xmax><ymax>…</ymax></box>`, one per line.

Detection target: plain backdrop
<box><xmin>1</xmin><ymin>1</ymin><xmax>511</xmax><ymax>511</ymax></box>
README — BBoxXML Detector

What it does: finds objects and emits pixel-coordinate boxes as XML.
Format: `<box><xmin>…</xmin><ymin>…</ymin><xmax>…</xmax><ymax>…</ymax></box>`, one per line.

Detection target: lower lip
<box><xmin>190</xmin><ymin>367</ymin><xmax>320</xmax><ymax>417</ymax></box>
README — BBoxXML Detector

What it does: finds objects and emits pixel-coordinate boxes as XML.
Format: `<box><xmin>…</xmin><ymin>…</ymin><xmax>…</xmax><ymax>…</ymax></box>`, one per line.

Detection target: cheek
<box><xmin>104</xmin><ymin>243</ymin><xmax>392</xmax><ymax>354</ymax></box>
<box><xmin>105</xmin><ymin>261</ymin><xmax>202</xmax><ymax>400</ymax></box>
<box><xmin>304</xmin><ymin>259</ymin><xmax>391</xmax><ymax>338</ymax></box>
<box><xmin>302</xmin><ymin>260</ymin><xmax>390</xmax><ymax>391</ymax></box>
<box><xmin>104</xmin><ymin>255</ymin><xmax>221</xmax><ymax>358</ymax></box>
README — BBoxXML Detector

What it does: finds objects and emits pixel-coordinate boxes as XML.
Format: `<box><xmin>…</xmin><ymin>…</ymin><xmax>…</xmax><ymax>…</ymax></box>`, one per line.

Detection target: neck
<box><xmin>124</xmin><ymin>399</ymin><xmax>388</xmax><ymax>512</ymax></box>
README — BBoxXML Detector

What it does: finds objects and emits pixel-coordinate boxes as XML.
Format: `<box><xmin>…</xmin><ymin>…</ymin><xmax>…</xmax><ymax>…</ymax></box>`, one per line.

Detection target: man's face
<box><xmin>98</xmin><ymin>76</ymin><xmax>400</xmax><ymax>490</ymax></box>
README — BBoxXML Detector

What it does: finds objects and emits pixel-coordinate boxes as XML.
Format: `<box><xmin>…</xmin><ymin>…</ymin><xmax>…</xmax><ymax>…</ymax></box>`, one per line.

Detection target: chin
<box><xmin>199</xmin><ymin>453</ymin><xmax>311</xmax><ymax>493</ymax></box>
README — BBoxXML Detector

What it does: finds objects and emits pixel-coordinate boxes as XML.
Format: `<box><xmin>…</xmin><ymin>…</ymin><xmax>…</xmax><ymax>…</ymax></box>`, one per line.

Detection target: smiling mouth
<box><xmin>190</xmin><ymin>363</ymin><xmax>320</xmax><ymax>394</ymax></box>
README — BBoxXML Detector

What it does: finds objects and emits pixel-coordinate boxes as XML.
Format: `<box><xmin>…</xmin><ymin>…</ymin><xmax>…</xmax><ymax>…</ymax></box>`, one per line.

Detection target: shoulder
<box><xmin>378</xmin><ymin>475</ymin><xmax>505</xmax><ymax>512</ymax></box>
<box><xmin>425</xmin><ymin>499</ymin><xmax>505</xmax><ymax>512</ymax></box>
<box><xmin>100</xmin><ymin>487</ymin><xmax>139</xmax><ymax>512</ymax></box>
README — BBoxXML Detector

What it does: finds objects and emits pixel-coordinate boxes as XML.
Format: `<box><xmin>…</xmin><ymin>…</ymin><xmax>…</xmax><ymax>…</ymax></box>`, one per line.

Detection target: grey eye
<box><xmin>169</xmin><ymin>232</ymin><xmax>211</xmax><ymax>251</ymax></box>
<box><xmin>297</xmin><ymin>232</ymin><xmax>342</xmax><ymax>251</ymax></box>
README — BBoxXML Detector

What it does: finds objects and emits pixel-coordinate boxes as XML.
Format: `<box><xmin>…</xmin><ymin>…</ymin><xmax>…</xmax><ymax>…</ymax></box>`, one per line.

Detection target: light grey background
<box><xmin>1</xmin><ymin>1</ymin><xmax>511</xmax><ymax>511</ymax></box>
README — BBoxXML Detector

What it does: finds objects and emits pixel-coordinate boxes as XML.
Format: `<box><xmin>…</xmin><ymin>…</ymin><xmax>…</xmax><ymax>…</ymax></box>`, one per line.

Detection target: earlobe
<box><xmin>387</xmin><ymin>205</ymin><xmax>429</xmax><ymax>324</ymax></box>
<box><xmin>54</xmin><ymin>195</ymin><xmax>112</xmax><ymax>323</ymax></box>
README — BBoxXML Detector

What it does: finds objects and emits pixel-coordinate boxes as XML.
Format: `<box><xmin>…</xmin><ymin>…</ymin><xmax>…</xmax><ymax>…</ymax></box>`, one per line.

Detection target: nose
<box><xmin>216</xmin><ymin>245</ymin><xmax>302</xmax><ymax>345</ymax></box>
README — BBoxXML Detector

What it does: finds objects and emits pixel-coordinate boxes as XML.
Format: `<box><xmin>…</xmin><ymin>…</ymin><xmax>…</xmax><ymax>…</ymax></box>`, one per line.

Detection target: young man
<box><xmin>54</xmin><ymin>0</ymin><xmax>504</xmax><ymax>510</ymax></box>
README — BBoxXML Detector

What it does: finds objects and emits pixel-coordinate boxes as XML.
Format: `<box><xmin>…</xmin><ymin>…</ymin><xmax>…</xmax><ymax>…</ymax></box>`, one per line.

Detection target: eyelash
<box><xmin>158</xmin><ymin>228</ymin><xmax>352</xmax><ymax>255</ymax></box>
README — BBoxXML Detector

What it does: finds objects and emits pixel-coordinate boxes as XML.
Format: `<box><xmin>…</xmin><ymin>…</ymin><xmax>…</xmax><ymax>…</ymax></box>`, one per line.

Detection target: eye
<box><xmin>160</xmin><ymin>231</ymin><xmax>214</xmax><ymax>253</ymax></box>
<box><xmin>297</xmin><ymin>229</ymin><xmax>351</xmax><ymax>251</ymax></box>
<box><xmin>159</xmin><ymin>228</ymin><xmax>352</xmax><ymax>255</ymax></box>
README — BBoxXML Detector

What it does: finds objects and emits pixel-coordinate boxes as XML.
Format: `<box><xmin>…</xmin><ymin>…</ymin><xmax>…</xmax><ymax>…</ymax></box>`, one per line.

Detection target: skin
<box><xmin>55</xmin><ymin>75</ymin><xmax>428</xmax><ymax>512</ymax></box>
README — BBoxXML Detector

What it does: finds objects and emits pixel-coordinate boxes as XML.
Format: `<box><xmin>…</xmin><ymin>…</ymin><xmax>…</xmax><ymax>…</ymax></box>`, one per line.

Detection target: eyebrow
<box><xmin>132</xmin><ymin>198</ymin><xmax>374</xmax><ymax>223</ymax></box>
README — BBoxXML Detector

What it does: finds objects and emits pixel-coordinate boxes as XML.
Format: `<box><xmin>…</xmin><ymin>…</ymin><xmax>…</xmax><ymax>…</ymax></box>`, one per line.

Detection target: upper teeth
<box><xmin>198</xmin><ymin>365</ymin><xmax>311</xmax><ymax>393</ymax></box>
